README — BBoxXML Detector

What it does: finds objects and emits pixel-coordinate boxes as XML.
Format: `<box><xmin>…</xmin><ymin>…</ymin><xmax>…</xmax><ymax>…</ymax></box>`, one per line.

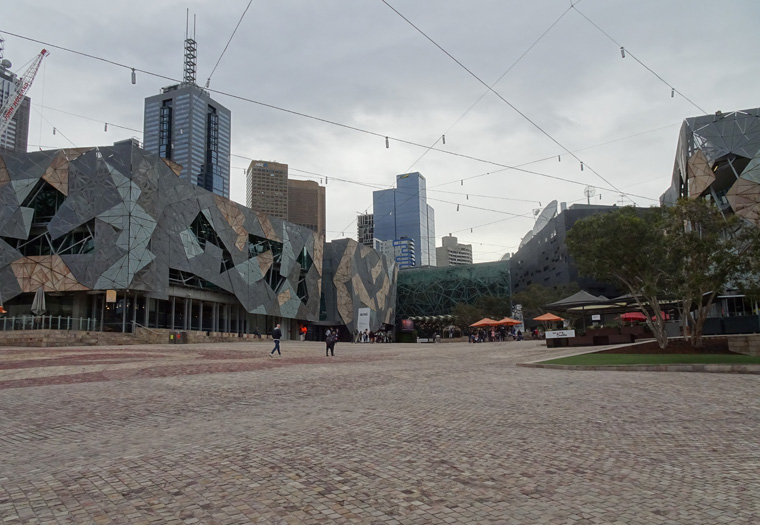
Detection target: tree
<box><xmin>451</xmin><ymin>302</ymin><xmax>484</xmax><ymax>330</ymax></box>
<box><xmin>512</xmin><ymin>282</ymin><xmax>580</xmax><ymax>321</ymax></box>
<box><xmin>566</xmin><ymin>206</ymin><xmax>673</xmax><ymax>349</ymax></box>
<box><xmin>473</xmin><ymin>295</ymin><xmax>512</xmax><ymax>320</ymax></box>
<box><xmin>665</xmin><ymin>199</ymin><xmax>744</xmax><ymax>348</ymax></box>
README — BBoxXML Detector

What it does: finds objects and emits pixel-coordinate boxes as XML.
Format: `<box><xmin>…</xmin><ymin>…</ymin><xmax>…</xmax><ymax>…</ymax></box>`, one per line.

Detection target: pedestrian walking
<box><xmin>326</xmin><ymin>328</ymin><xmax>337</xmax><ymax>357</ymax></box>
<box><xmin>270</xmin><ymin>324</ymin><xmax>282</xmax><ymax>356</ymax></box>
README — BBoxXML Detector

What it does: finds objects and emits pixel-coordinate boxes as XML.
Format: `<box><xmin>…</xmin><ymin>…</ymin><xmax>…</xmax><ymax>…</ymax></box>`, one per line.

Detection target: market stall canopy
<box><xmin>470</xmin><ymin>318</ymin><xmax>498</xmax><ymax>327</ymax></box>
<box><xmin>496</xmin><ymin>317</ymin><xmax>522</xmax><ymax>326</ymax></box>
<box><xmin>545</xmin><ymin>290</ymin><xmax>610</xmax><ymax>310</ymax></box>
<box><xmin>533</xmin><ymin>313</ymin><xmax>564</xmax><ymax>322</ymax></box>
<box><xmin>620</xmin><ymin>311</ymin><xmax>670</xmax><ymax>322</ymax></box>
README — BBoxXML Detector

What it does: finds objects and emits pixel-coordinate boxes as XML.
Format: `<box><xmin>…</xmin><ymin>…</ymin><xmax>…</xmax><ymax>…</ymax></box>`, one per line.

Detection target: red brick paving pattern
<box><xmin>1</xmin><ymin>340</ymin><xmax>759</xmax><ymax>523</ymax></box>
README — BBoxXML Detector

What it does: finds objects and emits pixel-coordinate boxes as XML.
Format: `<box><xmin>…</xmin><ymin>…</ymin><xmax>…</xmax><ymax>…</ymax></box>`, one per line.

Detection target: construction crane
<box><xmin>0</xmin><ymin>46</ymin><xmax>48</xmax><ymax>140</ymax></box>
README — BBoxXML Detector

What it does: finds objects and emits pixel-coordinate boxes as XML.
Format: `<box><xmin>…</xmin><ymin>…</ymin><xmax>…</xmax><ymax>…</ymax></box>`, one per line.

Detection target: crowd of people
<box><xmin>467</xmin><ymin>326</ymin><xmax>543</xmax><ymax>343</ymax></box>
<box><xmin>352</xmin><ymin>328</ymin><xmax>393</xmax><ymax>343</ymax></box>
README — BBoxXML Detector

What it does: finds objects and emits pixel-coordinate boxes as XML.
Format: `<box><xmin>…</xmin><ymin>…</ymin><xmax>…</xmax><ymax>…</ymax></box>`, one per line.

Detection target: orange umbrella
<box><xmin>470</xmin><ymin>318</ymin><xmax>498</xmax><ymax>327</ymax></box>
<box><xmin>533</xmin><ymin>313</ymin><xmax>564</xmax><ymax>322</ymax></box>
<box><xmin>496</xmin><ymin>317</ymin><xmax>521</xmax><ymax>326</ymax></box>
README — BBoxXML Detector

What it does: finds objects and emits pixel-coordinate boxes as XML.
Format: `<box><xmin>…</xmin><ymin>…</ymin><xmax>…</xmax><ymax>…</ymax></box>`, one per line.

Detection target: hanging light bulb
<box><xmin>461</xmin><ymin>180</ymin><xmax>463</xmax><ymax>186</ymax></box>
<box><xmin>104</xmin><ymin>123</ymin><xmax>108</xmax><ymax>132</ymax></box>
<box><xmin>580</xmin><ymin>161</ymin><xmax>584</xmax><ymax>171</ymax></box>
<box><xmin>385</xmin><ymin>136</ymin><xmax>389</xmax><ymax>148</ymax></box>
<box><xmin>131</xmin><ymin>68</ymin><xmax>136</xmax><ymax>84</ymax></box>
<box><xmin>457</xmin><ymin>204</ymin><xmax>460</xmax><ymax>211</ymax></box>
<box><xmin>442</xmin><ymin>135</ymin><xmax>446</xmax><ymax>145</ymax></box>
<box><xmin>470</xmin><ymin>228</ymin><xmax>473</xmax><ymax>233</ymax></box>
<box><xmin>325</xmin><ymin>176</ymin><xmax>328</xmax><ymax>184</ymax></box>
<box><xmin>466</xmin><ymin>194</ymin><xmax>469</xmax><ymax>200</ymax></box>
<box><xmin>52</xmin><ymin>127</ymin><xmax>56</xmax><ymax>135</ymax></box>
<box><xmin>205</xmin><ymin>78</ymin><xmax>210</xmax><ymax>88</ymax></box>
<box><xmin>671</xmin><ymin>87</ymin><xmax>675</xmax><ymax>98</ymax></box>
<box><xmin>558</xmin><ymin>155</ymin><xmax>561</xmax><ymax>162</ymax></box>
<box><xmin>620</xmin><ymin>47</ymin><xmax>625</xmax><ymax>58</ymax></box>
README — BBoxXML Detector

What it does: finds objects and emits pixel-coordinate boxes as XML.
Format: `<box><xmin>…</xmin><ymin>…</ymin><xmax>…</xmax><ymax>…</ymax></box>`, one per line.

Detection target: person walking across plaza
<box><xmin>326</xmin><ymin>328</ymin><xmax>337</xmax><ymax>357</ymax></box>
<box><xmin>270</xmin><ymin>324</ymin><xmax>282</xmax><ymax>357</ymax></box>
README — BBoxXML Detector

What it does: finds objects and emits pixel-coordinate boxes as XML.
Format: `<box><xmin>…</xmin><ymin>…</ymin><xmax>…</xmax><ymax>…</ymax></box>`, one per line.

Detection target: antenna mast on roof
<box><xmin>183</xmin><ymin>10</ymin><xmax>197</xmax><ymax>85</ymax></box>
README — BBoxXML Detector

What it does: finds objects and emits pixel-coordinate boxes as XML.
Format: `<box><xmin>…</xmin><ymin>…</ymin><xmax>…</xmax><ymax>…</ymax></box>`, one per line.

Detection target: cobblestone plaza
<box><xmin>1</xmin><ymin>341</ymin><xmax>758</xmax><ymax>523</ymax></box>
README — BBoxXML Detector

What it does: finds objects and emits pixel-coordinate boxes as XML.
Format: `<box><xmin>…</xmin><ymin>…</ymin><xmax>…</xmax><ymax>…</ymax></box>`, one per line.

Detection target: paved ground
<box><xmin>0</xmin><ymin>339</ymin><xmax>758</xmax><ymax>524</ymax></box>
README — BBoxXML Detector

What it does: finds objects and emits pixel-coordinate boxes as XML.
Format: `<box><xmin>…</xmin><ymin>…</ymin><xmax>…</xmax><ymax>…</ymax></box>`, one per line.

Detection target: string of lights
<box><xmin>570</xmin><ymin>5</ymin><xmax>707</xmax><ymax>115</ymax></box>
<box><xmin>378</xmin><ymin>0</ymin><xmax>633</xmax><ymax>206</ymax></box>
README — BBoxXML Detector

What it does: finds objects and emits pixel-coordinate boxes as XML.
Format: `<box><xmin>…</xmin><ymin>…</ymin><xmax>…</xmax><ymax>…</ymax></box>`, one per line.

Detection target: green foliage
<box><xmin>566</xmin><ymin>206</ymin><xmax>672</xmax><ymax>349</ymax></box>
<box><xmin>473</xmin><ymin>295</ymin><xmax>512</xmax><ymax>319</ymax></box>
<box><xmin>512</xmin><ymin>282</ymin><xmax>579</xmax><ymax>320</ymax></box>
<box><xmin>451</xmin><ymin>302</ymin><xmax>486</xmax><ymax>329</ymax></box>
<box><xmin>665</xmin><ymin>199</ymin><xmax>745</xmax><ymax>348</ymax></box>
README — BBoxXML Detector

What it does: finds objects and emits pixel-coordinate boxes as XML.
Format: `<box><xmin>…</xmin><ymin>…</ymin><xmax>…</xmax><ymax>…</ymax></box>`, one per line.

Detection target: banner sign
<box><xmin>545</xmin><ymin>330</ymin><xmax>576</xmax><ymax>339</ymax></box>
<box><xmin>357</xmin><ymin>307</ymin><xmax>371</xmax><ymax>333</ymax></box>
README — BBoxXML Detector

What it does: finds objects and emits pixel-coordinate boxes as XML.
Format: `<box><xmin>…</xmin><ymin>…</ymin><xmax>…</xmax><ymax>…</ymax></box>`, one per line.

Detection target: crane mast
<box><xmin>0</xmin><ymin>48</ymin><xmax>48</xmax><ymax>140</ymax></box>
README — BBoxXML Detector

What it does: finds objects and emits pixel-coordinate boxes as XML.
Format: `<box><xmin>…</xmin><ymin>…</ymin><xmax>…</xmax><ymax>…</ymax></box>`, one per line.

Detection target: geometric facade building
<box><xmin>436</xmin><ymin>235</ymin><xmax>473</xmax><ymax>267</ymax></box>
<box><xmin>373</xmin><ymin>172</ymin><xmax>436</xmax><ymax>267</ymax></box>
<box><xmin>0</xmin><ymin>141</ymin><xmax>323</xmax><ymax>337</ymax></box>
<box><xmin>510</xmin><ymin>202</ymin><xmax>622</xmax><ymax>299</ymax></box>
<box><xmin>320</xmin><ymin>238</ymin><xmax>397</xmax><ymax>333</ymax></box>
<box><xmin>396</xmin><ymin>260</ymin><xmax>510</xmax><ymax>318</ymax></box>
<box><xmin>661</xmin><ymin>107</ymin><xmax>760</xmax><ymax>226</ymax></box>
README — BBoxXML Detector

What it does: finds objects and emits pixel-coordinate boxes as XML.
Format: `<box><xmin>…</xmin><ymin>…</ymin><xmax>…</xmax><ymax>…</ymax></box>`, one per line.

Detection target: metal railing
<box><xmin>0</xmin><ymin>316</ymin><xmax>100</xmax><ymax>332</ymax></box>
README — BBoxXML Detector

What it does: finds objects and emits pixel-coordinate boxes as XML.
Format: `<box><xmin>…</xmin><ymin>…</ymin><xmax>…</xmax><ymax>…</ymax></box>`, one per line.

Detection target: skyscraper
<box><xmin>373</xmin><ymin>172</ymin><xmax>436</xmax><ymax>267</ymax></box>
<box><xmin>245</xmin><ymin>160</ymin><xmax>326</xmax><ymax>236</ymax></box>
<box><xmin>288</xmin><ymin>179</ymin><xmax>325</xmax><ymax>237</ymax></box>
<box><xmin>0</xmin><ymin>45</ymin><xmax>31</xmax><ymax>154</ymax></box>
<box><xmin>143</xmin><ymin>33</ymin><xmax>231</xmax><ymax>198</ymax></box>
<box><xmin>436</xmin><ymin>235</ymin><xmax>473</xmax><ymax>266</ymax></box>
<box><xmin>357</xmin><ymin>213</ymin><xmax>374</xmax><ymax>247</ymax></box>
<box><xmin>246</xmin><ymin>160</ymin><xmax>288</xmax><ymax>219</ymax></box>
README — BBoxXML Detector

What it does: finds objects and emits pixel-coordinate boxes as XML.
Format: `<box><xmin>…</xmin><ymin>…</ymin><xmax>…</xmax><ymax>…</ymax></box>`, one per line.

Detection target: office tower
<box><xmin>0</xmin><ymin>47</ymin><xmax>30</xmax><ymax>154</ymax></box>
<box><xmin>288</xmin><ymin>179</ymin><xmax>325</xmax><ymax>237</ymax></box>
<box><xmin>373</xmin><ymin>172</ymin><xmax>436</xmax><ymax>267</ymax></box>
<box><xmin>357</xmin><ymin>213</ymin><xmax>374</xmax><ymax>247</ymax></box>
<box><xmin>143</xmin><ymin>33</ymin><xmax>231</xmax><ymax>197</ymax></box>
<box><xmin>245</xmin><ymin>160</ymin><xmax>289</xmax><ymax>219</ymax></box>
<box><xmin>436</xmin><ymin>235</ymin><xmax>473</xmax><ymax>266</ymax></box>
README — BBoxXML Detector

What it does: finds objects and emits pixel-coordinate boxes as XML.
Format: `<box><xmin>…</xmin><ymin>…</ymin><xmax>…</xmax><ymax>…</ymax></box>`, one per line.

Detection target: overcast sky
<box><xmin>3</xmin><ymin>1</ymin><xmax>759</xmax><ymax>262</ymax></box>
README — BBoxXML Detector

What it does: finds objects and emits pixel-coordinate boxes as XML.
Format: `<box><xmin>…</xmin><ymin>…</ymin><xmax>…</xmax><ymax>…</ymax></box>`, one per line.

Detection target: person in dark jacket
<box><xmin>326</xmin><ymin>329</ymin><xmax>337</xmax><ymax>357</ymax></box>
<box><xmin>270</xmin><ymin>324</ymin><xmax>282</xmax><ymax>357</ymax></box>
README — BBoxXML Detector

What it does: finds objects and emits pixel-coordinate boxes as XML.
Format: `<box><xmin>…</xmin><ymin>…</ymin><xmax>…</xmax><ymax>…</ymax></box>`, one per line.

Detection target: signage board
<box><xmin>106</xmin><ymin>289</ymin><xmax>117</xmax><ymax>302</ymax></box>
<box><xmin>545</xmin><ymin>330</ymin><xmax>576</xmax><ymax>339</ymax></box>
<box><xmin>357</xmin><ymin>307</ymin><xmax>371</xmax><ymax>333</ymax></box>
<box><xmin>592</xmin><ymin>314</ymin><xmax>601</xmax><ymax>321</ymax></box>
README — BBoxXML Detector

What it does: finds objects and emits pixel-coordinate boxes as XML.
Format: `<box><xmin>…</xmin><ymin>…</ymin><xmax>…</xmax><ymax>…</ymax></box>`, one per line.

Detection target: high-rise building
<box><xmin>142</xmin><ymin>34</ymin><xmax>231</xmax><ymax>198</ymax></box>
<box><xmin>436</xmin><ymin>235</ymin><xmax>473</xmax><ymax>266</ymax></box>
<box><xmin>357</xmin><ymin>213</ymin><xmax>374</xmax><ymax>247</ymax></box>
<box><xmin>0</xmin><ymin>47</ymin><xmax>30</xmax><ymax>154</ymax></box>
<box><xmin>246</xmin><ymin>160</ymin><xmax>288</xmax><ymax>219</ymax></box>
<box><xmin>372</xmin><ymin>172</ymin><xmax>436</xmax><ymax>267</ymax></box>
<box><xmin>288</xmin><ymin>179</ymin><xmax>325</xmax><ymax>237</ymax></box>
<box><xmin>374</xmin><ymin>237</ymin><xmax>416</xmax><ymax>270</ymax></box>
<box><xmin>245</xmin><ymin>160</ymin><xmax>326</xmax><ymax>236</ymax></box>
